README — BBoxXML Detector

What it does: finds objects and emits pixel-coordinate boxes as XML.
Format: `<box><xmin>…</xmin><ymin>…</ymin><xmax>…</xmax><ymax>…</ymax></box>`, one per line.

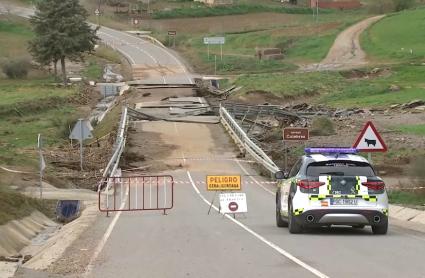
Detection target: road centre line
<box><xmin>97</xmin><ymin>32</ymin><xmax>136</xmax><ymax>64</ymax></box>
<box><xmin>186</xmin><ymin>171</ymin><xmax>329</xmax><ymax>278</ymax></box>
<box><xmin>101</xmin><ymin>26</ymin><xmax>193</xmax><ymax>84</ymax></box>
<box><xmin>98</xmin><ymin>30</ymin><xmax>157</xmax><ymax>65</ymax></box>
<box><xmin>103</xmin><ymin>26</ymin><xmax>187</xmax><ymax>73</ymax></box>
<box><xmin>99</xmin><ymin>30</ymin><xmax>168</xmax><ymax>83</ymax></box>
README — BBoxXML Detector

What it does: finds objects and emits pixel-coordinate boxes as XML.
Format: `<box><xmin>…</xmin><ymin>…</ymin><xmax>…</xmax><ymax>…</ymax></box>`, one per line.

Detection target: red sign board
<box><xmin>168</xmin><ymin>30</ymin><xmax>177</xmax><ymax>36</ymax></box>
<box><xmin>283</xmin><ymin>128</ymin><xmax>309</xmax><ymax>141</ymax></box>
<box><xmin>353</xmin><ymin>121</ymin><xmax>387</xmax><ymax>152</ymax></box>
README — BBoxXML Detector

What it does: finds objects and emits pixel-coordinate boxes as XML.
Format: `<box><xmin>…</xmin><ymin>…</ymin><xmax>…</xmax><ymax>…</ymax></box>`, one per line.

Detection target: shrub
<box><xmin>310</xmin><ymin>116</ymin><xmax>335</xmax><ymax>136</ymax></box>
<box><xmin>392</xmin><ymin>0</ymin><xmax>415</xmax><ymax>11</ymax></box>
<box><xmin>1</xmin><ymin>59</ymin><xmax>30</xmax><ymax>79</ymax></box>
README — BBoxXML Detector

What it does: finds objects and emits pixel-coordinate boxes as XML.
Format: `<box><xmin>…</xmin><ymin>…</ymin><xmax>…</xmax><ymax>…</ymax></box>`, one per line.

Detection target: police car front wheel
<box><xmin>276</xmin><ymin>194</ymin><xmax>288</xmax><ymax>228</ymax></box>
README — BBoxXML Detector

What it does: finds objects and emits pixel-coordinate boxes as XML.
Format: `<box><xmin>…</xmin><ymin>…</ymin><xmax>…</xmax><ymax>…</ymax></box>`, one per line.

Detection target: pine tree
<box><xmin>29</xmin><ymin>0</ymin><xmax>99</xmax><ymax>84</ymax></box>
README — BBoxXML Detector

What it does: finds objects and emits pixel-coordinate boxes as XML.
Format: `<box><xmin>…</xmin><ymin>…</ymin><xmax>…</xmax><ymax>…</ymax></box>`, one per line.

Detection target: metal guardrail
<box><xmin>219</xmin><ymin>105</ymin><xmax>280</xmax><ymax>175</ymax></box>
<box><xmin>97</xmin><ymin>105</ymin><xmax>129</xmax><ymax>192</ymax></box>
<box><xmin>222</xmin><ymin>103</ymin><xmax>301</xmax><ymax>119</ymax></box>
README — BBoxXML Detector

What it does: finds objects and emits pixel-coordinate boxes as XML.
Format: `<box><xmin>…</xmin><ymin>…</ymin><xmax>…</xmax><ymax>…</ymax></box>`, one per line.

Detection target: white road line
<box><xmin>236</xmin><ymin>160</ymin><xmax>275</xmax><ymax>195</ymax></box>
<box><xmin>99</xmin><ymin>30</ymin><xmax>157</xmax><ymax>64</ymax></box>
<box><xmin>100</xmin><ymin>26</ymin><xmax>193</xmax><ymax>84</ymax></box>
<box><xmin>186</xmin><ymin>171</ymin><xmax>329</xmax><ymax>278</ymax></box>
<box><xmin>98</xmin><ymin>31</ymin><xmax>136</xmax><ymax>64</ymax></box>
<box><xmin>84</xmin><ymin>184</ymin><xmax>129</xmax><ymax>276</ymax></box>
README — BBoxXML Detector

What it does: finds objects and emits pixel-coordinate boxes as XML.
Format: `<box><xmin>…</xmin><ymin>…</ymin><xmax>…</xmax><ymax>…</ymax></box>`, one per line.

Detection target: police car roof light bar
<box><xmin>305</xmin><ymin>147</ymin><xmax>358</xmax><ymax>154</ymax></box>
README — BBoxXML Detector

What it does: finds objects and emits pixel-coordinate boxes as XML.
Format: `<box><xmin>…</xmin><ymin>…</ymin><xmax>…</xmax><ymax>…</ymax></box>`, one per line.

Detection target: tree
<box><xmin>29</xmin><ymin>0</ymin><xmax>99</xmax><ymax>84</ymax></box>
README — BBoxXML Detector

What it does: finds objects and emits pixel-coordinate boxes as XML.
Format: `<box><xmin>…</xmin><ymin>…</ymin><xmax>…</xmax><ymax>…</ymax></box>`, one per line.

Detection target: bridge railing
<box><xmin>97</xmin><ymin>105</ymin><xmax>129</xmax><ymax>192</ymax></box>
<box><xmin>219</xmin><ymin>104</ymin><xmax>280</xmax><ymax>175</ymax></box>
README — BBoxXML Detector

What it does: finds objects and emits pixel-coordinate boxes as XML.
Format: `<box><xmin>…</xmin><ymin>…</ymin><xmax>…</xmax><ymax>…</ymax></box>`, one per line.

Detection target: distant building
<box><xmin>309</xmin><ymin>0</ymin><xmax>361</xmax><ymax>10</ymax></box>
<box><xmin>194</xmin><ymin>0</ymin><xmax>233</xmax><ymax>6</ymax></box>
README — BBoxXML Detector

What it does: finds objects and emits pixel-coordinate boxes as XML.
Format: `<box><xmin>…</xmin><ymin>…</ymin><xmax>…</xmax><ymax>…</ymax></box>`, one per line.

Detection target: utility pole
<box><xmin>214</xmin><ymin>55</ymin><xmax>217</xmax><ymax>75</ymax></box>
<box><xmin>316</xmin><ymin>0</ymin><xmax>319</xmax><ymax>23</ymax></box>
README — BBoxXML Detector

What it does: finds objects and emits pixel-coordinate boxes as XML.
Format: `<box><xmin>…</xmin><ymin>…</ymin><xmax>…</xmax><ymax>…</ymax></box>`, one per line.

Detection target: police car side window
<box><xmin>289</xmin><ymin>159</ymin><xmax>302</xmax><ymax>177</ymax></box>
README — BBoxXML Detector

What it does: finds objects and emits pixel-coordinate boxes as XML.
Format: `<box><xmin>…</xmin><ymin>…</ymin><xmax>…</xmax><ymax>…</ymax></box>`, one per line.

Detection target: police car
<box><xmin>275</xmin><ymin>147</ymin><xmax>388</xmax><ymax>234</ymax></box>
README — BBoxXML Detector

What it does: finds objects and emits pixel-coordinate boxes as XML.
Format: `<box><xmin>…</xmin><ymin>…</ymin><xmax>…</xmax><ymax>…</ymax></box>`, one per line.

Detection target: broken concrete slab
<box><xmin>167</xmin><ymin>116</ymin><xmax>220</xmax><ymax>124</ymax></box>
<box><xmin>169</xmin><ymin>97</ymin><xmax>206</xmax><ymax>104</ymax></box>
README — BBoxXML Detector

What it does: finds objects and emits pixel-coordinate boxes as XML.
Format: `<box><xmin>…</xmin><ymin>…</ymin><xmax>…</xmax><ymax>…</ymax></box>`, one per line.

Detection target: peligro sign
<box><xmin>207</xmin><ymin>175</ymin><xmax>241</xmax><ymax>191</ymax></box>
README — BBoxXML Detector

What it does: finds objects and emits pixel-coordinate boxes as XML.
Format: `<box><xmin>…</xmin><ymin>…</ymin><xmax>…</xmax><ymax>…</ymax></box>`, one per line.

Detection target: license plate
<box><xmin>330</xmin><ymin>198</ymin><xmax>358</xmax><ymax>206</ymax></box>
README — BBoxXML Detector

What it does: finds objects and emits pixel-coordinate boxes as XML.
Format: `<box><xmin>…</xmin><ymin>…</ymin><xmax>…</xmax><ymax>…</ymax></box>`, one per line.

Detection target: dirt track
<box><xmin>303</xmin><ymin>15</ymin><xmax>385</xmax><ymax>71</ymax></box>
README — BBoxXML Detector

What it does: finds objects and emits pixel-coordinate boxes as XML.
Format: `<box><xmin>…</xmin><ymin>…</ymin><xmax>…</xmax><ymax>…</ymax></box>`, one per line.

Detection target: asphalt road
<box><xmin>87</xmin><ymin>119</ymin><xmax>425</xmax><ymax>278</ymax></box>
<box><xmin>97</xmin><ymin>26</ymin><xmax>194</xmax><ymax>85</ymax></box>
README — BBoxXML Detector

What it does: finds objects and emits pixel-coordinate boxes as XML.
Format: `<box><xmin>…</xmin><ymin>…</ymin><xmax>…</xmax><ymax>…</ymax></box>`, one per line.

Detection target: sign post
<box><xmin>353</xmin><ymin>121</ymin><xmax>388</xmax><ymax>163</ymax></box>
<box><xmin>283</xmin><ymin>128</ymin><xmax>309</xmax><ymax>171</ymax></box>
<box><xmin>203</xmin><ymin>36</ymin><xmax>225</xmax><ymax>61</ymax></box>
<box><xmin>95</xmin><ymin>8</ymin><xmax>100</xmax><ymax>26</ymax></box>
<box><xmin>69</xmin><ymin>119</ymin><xmax>94</xmax><ymax>171</ymax></box>
<box><xmin>37</xmin><ymin>134</ymin><xmax>46</xmax><ymax>199</ymax></box>
<box><xmin>167</xmin><ymin>30</ymin><xmax>176</xmax><ymax>48</ymax></box>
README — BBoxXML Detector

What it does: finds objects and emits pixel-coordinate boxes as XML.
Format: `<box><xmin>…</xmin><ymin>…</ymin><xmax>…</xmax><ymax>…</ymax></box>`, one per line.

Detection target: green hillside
<box><xmin>362</xmin><ymin>8</ymin><xmax>425</xmax><ymax>62</ymax></box>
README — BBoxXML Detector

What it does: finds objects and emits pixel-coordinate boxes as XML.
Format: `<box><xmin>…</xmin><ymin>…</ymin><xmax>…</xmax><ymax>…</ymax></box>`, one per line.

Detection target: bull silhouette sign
<box><xmin>364</xmin><ymin>138</ymin><xmax>376</xmax><ymax>147</ymax></box>
<box><xmin>353</xmin><ymin>121</ymin><xmax>387</xmax><ymax>152</ymax></box>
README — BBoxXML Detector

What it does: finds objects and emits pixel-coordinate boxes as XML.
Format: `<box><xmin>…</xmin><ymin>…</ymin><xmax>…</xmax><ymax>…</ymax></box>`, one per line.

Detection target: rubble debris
<box><xmin>0</xmin><ymin>256</ymin><xmax>20</xmax><ymax>263</ymax></box>
<box><xmin>401</xmin><ymin>100</ymin><xmax>425</xmax><ymax>109</ymax></box>
<box><xmin>388</xmin><ymin>84</ymin><xmax>401</xmax><ymax>92</ymax></box>
<box><xmin>132</xmin><ymin>97</ymin><xmax>218</xmax><ymax>123</ymax></box>
<box><xmin>103</xmin><ymin>64</ymin><xmax>123</xmax><ymax>82</ymax></box>
<box><xmin>22</xmin><ymin>255</ymin><xmax>32</xmax><ymax>264</ymax></box>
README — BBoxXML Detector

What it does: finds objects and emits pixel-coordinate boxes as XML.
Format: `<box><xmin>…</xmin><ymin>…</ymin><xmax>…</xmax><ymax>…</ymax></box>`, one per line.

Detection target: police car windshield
<box><xmin>306</xmin><ymin>161</ymin><xmax>375</xmax><ymax>177</ymax></box>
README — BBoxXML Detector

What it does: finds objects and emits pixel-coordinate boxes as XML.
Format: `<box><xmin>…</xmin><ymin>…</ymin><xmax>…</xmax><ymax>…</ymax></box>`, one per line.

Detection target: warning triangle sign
<box><xmin>353</xmin><ymin>121</ymin><xmax>387</xmax><ymax>152</ymax></box>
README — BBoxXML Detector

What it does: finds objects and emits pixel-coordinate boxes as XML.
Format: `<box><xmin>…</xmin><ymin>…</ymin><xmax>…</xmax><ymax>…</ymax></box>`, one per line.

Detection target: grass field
<box><xmin>230</xmin><ymin>64</ymin><xmax>425</xmax><ymax>107</ymax></box>
<box><xmin>320</xmin><ymin>64</ymin><xmax>425</xmax><ymax>107</ymax></box>
<box><xmin>0</xmin><ymin>15</ymin><xmax>32</xmax><ymax>59</ymax></box>
<box><xmin>232</xmin><ymin>71</ymin><xmax>343</xmax><ymax>98</ymax></box>
<box><xmin>152</xmin><ymin>3</ymin><xmax>317</xmax><ymax>19</ymax></box>
<box><xmin>393</xmin><ymin>124</ymin><xmax>425</xmax><ymax>136</ymax></box>
<box><xmin>388</xmin><ymin>190</ymin><xmax>425</xmax><ymax>207</ymax></box>
<box><xmin>173</xmin><ymin>10</ymin><xmax>367</xmax><ymax>74</ymax></box>
<box><xmin>0</xmin><ymin>17</ymin><xmax>80</xmax><ymax>167</ymax></box>
<box><xmin>0</xmin><ymin>78</ymin><xmax>79</xmax><ymax>166</ymax></box>
<box><xmin>362</xmin><ymin>8</ymin><xmax>425</xmax><ymax>62</ymax></box>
